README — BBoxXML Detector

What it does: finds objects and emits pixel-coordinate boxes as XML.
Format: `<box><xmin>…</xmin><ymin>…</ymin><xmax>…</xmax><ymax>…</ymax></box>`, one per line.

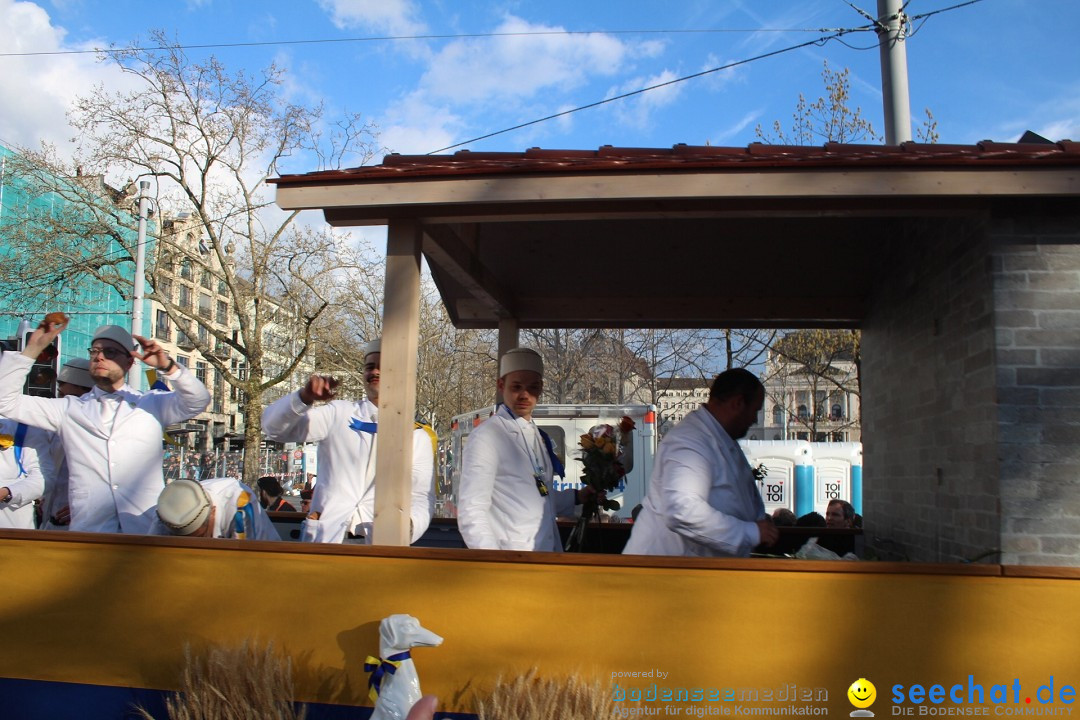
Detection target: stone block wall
<box><xmin>862</xmin><ymin>218</ymin><xmax>1001</xmax><ymax>562</ymax></box>
<box><xmin>990</xmin><ymin>207</ymin><xmax>1080</xmax><ymax>566</ymax></box>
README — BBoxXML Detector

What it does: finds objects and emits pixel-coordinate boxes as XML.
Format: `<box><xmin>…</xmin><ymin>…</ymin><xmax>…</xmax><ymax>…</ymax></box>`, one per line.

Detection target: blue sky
<box><xmin>0</xmin><ymin>0</ymin><xmax>1077</xmax><ymax>170</ymax></box>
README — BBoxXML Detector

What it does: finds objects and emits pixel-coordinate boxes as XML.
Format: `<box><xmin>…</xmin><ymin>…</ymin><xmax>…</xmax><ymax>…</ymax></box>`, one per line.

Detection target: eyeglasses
<box><xmin>87</xmin><ymin>347</ymin><xmax>130</xmax><ymax>360</ymax></box>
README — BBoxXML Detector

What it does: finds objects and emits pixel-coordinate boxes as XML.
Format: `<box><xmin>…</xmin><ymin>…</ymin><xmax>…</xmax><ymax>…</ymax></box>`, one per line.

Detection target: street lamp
<box><xmin>129</xmin><ymin>180</ymin><xmax>152</xmax><ymax>388</ymax></box>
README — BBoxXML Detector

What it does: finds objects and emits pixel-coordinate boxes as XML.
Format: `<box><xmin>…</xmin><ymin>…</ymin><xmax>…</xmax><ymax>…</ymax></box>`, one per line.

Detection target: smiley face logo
<box><xmin>848</xmin><ymin>678</ymin><xmax>877</xmax><ymax>709</ymax></box>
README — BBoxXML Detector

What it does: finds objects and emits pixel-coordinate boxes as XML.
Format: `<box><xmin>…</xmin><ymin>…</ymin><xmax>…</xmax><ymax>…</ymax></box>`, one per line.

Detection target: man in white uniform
<box><xmin>623</xmin><ymin>368</ymin><xmax>779</xmax><ymax>558</ymax></box>
<box><xmin>151</xmin><ymin>478</ymin><xmax>278</xmax><ymax>540</ymax></box>
<box><xmin>0</xmin><ymin>319</ymin><xmax>210</xmax><ymax>534</ymax></box>
<box><xmin>261</xmin><ymin>339</ymin><xmax>434</xmax><ymax>544</ymax></box>
<box><xmin>0</xmin><ymin>417</ymin><xmax>43</xmax><ymax>529</ymax></box>
<box><xmin>30</xmin><ymin>358</ymin><xmax>94</xmax><ymax>529</ymax></box>
<box><xmin>458</xmin><ymin>348</ymin><xmax>589</xmax><ymax>552</ymax></box>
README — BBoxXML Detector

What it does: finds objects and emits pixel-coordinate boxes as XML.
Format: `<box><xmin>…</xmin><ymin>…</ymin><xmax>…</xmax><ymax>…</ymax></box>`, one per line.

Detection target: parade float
<box><xmin>3</xmin><ymin>141</ymin><xmax>1079</xmax><ymax>719</ymax></box>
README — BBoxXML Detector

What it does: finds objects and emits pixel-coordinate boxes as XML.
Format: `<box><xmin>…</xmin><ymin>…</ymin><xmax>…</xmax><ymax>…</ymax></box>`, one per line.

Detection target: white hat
<box><xmin>92</xmin><ymin>325</ymin><xmax>136</xmax><ymax>351</ymax></box>
<box><xmin>499</xmin><ymin>348</ymin><xmax>543</xmax><ymax>378</ymax></box>
<box><xmin>156</xmin><ymin>480</ymin><xmax>212</xmax><ymax>535</ymax></box>
<box><xmin>364</xmin><ymin>338</ymin><xmax>381</xmax><ymax>359</ymax></box>
<box><xmin>57</xmin><ymin>358</ymin><xmax>93</xmax><ymax>388</ymax></box>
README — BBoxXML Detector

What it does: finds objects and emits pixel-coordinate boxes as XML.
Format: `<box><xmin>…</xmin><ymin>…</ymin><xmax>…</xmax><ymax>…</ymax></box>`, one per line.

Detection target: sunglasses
<box><xmin>87</xmin><ymin>347</ymin><xmax>131</xmax><ymax>360</ymax></box>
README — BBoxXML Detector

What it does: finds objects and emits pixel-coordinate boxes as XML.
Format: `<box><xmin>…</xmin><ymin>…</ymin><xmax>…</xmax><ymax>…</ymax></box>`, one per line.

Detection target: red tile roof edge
<box><xmin>269</xmin><ymin>140</ymin><xmax>1080</xmax><ymax>186</ymax></box>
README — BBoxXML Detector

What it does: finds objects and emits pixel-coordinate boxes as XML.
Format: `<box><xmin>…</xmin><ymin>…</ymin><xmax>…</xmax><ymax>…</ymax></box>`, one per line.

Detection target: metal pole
<box><xmin>877</xmin><ymin>0</ymin><xmax>912</xmax><ymax>144</ymax></box>
<box><xmin>129</xmin><ymin>180</ymin><xmax>151</xmax><ymax>387</ymax></box>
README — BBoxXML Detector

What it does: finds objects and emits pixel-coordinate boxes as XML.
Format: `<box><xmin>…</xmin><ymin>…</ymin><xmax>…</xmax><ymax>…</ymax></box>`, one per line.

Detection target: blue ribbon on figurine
<box><xmin>349</xmin><ymin>418</ymin><xmax>378</xmax><ymax>435</ymax></box>
<box><xmin>364</xmin><ymin>651</ymin><xmax>410</xmax><ymax>702</ymax></box>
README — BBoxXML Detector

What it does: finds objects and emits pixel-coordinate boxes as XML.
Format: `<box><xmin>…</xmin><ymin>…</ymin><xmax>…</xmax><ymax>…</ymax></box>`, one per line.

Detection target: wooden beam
<box><xmin>372</xmin><ymin>220</ymin><xmax>422</xmax><ymax>547</ymax></box>
<box><xmin>452</xmin><ymin>295</ymin><xmax>866</xmax><ymax>330</ymax></box>
<box><xmin>276</xmin><ymin>168</ymin><xmax>1080</xmax><ymax>214</ymax></box>
<box><xmin>495</xmin><ymin>318</ymin><xmax>520</xmax><ymax>404</ymax></box>
<box><xmin>421</xmin><ymin>222</ymin><xmax>516</xmax><ymax>319</ymax></box>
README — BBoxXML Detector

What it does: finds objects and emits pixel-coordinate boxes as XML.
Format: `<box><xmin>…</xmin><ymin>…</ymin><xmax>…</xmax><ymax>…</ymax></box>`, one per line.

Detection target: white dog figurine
<box><xmin>366</xmin><ymin>614</ymin><xmax>444</xmax><ymax>720</ymax></box>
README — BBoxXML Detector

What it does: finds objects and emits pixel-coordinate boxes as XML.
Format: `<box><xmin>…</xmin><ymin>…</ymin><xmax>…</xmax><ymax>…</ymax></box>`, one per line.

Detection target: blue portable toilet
<box><xmin>809</xmin><ymin>442</ymin><xmax>863</xmax><ymax>515</ymax></box>
<box><xmin>738</xmin><ymin>440</ymin><xmax>813</xmax><ymax>517</ymax></box>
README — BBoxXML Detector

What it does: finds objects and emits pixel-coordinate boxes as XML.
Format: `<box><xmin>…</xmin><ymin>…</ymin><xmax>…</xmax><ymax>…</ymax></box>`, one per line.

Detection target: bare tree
<box><xmin>763</xmin><ymin>329</ymin><xmax>861</xmax><ymax>440</ymax></box>
<box><xmin>522</xmin><ymin>328</ymin><xmax>607</xmax><ymax>404</ymax></box>
<box><xmin>2</xmin><ymin>31</ymin><xmax>380</xmax><ymax>485</ymax></box>
<box><xmin>756</xmin><ymin>61</ymin><xmax>879</xmax><ymax>145</ymax></box>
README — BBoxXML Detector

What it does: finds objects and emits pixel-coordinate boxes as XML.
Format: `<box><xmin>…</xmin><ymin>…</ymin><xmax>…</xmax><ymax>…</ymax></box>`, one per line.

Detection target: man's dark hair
<box><xmin>796</xmin><ymin>511</ymin><xmax>827</xmax><ymax>528</ymax></box>
<box><xmin>257</xmin><ymin>476</ymin><xmax>283</xmax><ymax>496</ymax></box>
<box><xmin>709</xmin><ymin>368</ymin><xmax>764</xmax><ymax>402</ymax></box>
<box><xmin>828</xmin><ymin>499</ymin><xmax>855</xmax><ymax>522</ymax></box>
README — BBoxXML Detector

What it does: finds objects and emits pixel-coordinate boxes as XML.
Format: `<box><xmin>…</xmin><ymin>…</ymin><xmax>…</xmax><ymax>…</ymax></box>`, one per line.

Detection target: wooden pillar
<box><xmin>495</xmin><ymin>318</ymin><xmax>519</xmax><ymax>403</ymax></box>
<box><xmin>373</xmin><ymin>220</ymin><xmax>422</xmax><ymax>546</ymax></box>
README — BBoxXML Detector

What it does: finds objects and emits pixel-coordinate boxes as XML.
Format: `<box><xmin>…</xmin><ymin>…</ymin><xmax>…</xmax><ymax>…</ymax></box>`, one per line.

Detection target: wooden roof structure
<box><xmin>271</xmin><ymin>140</ymin><xmax>1080</xmax><ymax>546</ymax></box>
<box><xmin>273</xmin><ymin>141</ymin><xmax>1079</xmax><ymax>331</ymax></box>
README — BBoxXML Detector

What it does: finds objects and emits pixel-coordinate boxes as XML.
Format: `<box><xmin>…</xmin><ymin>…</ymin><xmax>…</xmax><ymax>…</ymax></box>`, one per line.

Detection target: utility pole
<box><xmin>129</xmin><ymin>180</ymin><xmax>151</xmax><ymax>388</ymax></box>
<box><xmin>876</xmin><ymin>0</ymin><xmax>912</xmax><ymax>144</ymax></box>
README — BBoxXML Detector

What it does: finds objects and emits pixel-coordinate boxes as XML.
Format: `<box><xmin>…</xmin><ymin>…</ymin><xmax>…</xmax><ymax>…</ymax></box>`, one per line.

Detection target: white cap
<box><xmin>57</xmin><ymin>358</ymin><xmax>93</xmax><ymax>388</ymax></box>
<box><xmin>156</xmin><ymin>480</ymin><xmax>212</xmax><ymax>535</ymax></box>
<box><xmin>499</xmin><ymin>348</ymin><xmax>543</xmax><ymax>378</ymax></box>
<box><xmin>92</xmin><ymin>325</ymin><xmax>136</xmax><ymax>351</ymax></box>
<box><xmin>364</xmin><ymin>338</ymin><xmax>381</xmax><ymax>359</ymax></box>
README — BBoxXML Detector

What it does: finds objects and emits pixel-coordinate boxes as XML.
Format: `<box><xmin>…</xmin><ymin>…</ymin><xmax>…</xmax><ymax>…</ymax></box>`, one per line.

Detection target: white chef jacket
<box><xmin>623</xmin><ymin>405</ymin><xmax>765</xmax><ymax>558</ymax></box>
<box><xmin>12</xmin><ymin>425</ymin><xmax>66</xmax><ymax>530</ymax></box>
<box><xmin>457</xmin><ymin>404</ymin><xmax>577</xmax><ymax>552</ymax></box>
<box><xmin>261</xmin><ymin>393</ymin><xmax>434</xmax><ymax>544</ymax></box>
<box><xmin>149</xmin><ymin>477</ymin><xmax>278</xmax><ymax>540</ymax></box>
<box><xmin>0</xmin><ymin>418</ymin><xmax>43</xmax><ymax>529</ymax></box>
<box><xmin>0</xmin><ymin>351</ymin><xmax>211</xmax><ymax>534</ymax></box>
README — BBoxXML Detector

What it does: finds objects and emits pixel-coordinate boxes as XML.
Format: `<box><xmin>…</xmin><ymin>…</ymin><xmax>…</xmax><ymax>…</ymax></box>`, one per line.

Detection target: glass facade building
<box><xmin>0</xmin><ymin>144</ymin><xmax>151</xmax><ymax>389</ymax></box>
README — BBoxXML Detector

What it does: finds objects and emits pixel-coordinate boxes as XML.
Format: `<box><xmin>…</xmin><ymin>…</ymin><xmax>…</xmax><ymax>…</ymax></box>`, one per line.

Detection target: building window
<box><xmin>797</xmin><ymin>404</ymin><xmax>809</xmax><ymax>420</ymax></box>
<box><xmin>216</xmin><ymin>300</ymin><xmax>228</xmax><ymax>325</ymax></box>
<box><xmin>200</xmin><ymin>269</ymin><xmax>213</xmax><ymax>290</ymax></box>
<box><xmin>178</xmin><ymin>285</ymin><xmax>192</xmax><ymax>310</ymax></box>
<box><xmin>176</xmin><ymin>355</ymin><xmax>189</xmax><ymax>368</ymax></box>
<box><xmin>213</xmin><ymin>371</ymin><xmax>224</xmax><ymax>414</ymax></box>
<box><xmin>154</xmin><ymin>310</ymin><xmax>171</xmax><ymax>342</ymax></box>
<box><xmin>218</xmin><ymin>277</ymin><xmax>227</xmax><ymax>295</ymax></box>
<box><xmin>772</xmin><ymin>406</ymin><xmax>784</xmax><ymax>425</ymax></box>
<box><xmin>198</xmin><ymin>324</ymin><xmax>209</xmax><ymax>344</ymax></box>
<box><xmin>155</xmin><ymin>277</ymin><xmax>172</xmax><ymax>303</ymax></box>
<box><xmin>831</xmin><ymin>403</ymin><xmax>843</xmax><ymax>421</ymax></box>
<box><xmin>158</xmin><ymin>252</ymin><xmax>174</xmax><ymax>275</ymax></box>
<box><xmin>199</xmin><ymin>293</ymin><xmax>212</xmax><ymax>319</ymax></box>
<box><xmin>196</xmin><ymin>361</ymin><xmax>207</xmax><ymax>384</ymax></box>
<box><xmin>180</xmin><ymin>257</ymin><xmax>193</xmax><ymax>280</ymax></box>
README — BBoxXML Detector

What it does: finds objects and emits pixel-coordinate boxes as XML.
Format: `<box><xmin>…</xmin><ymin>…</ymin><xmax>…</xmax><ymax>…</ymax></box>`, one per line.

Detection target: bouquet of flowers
<box><xmin>565</xmin><ymin>416</ymin><xmax>635</xmax><ymax>552</ymax></box>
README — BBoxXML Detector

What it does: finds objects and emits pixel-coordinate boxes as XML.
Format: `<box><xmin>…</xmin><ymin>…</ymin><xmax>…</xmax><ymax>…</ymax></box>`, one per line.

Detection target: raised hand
<box><xmin>299</xmin><ymin>375</ymin><xmax>340</xmax><ymax>405</ymax></box>
<box><xmin>21</xmin><ymin>314</ymin><xmax>67</xmax><ymax>360</ymax></box>
<box><xmin>131</xmin><ymin>334</ymin><xmax>173</xmax><ymax>370</ymax></box>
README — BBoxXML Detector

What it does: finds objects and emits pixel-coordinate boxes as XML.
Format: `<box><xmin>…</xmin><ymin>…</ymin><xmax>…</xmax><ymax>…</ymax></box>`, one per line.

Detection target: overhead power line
<box><xmin>426</xmin><ymin>0</ymin><xmax>987</xmax><ymax>154</ymax></box>
<box><xmin>0</xmin><ymin>27</ymin><xmax>864</xmax><ymax>58</ymax></box>
<box><xmin>426</xmin><ymin>26</ymin><xmax>872</xmax><ymax>154</ymax></box>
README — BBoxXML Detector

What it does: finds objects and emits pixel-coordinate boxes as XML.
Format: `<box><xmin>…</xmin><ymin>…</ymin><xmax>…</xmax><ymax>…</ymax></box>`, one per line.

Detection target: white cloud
<box><xmin>378</xmin><ymin>91</ymin><xmax>463</xmax><ymax>156</ymax></box>
<box><xmin>418</xmin><ymin>16</ymin><xmax>628</xmax><ymax>106</ymax></box>
<box><xmin>700</xmin><ymin>53</ymin><xmax>747</xmax><ymax>92</ymax></box>
<box><xmin>962</xmin><ymin>87</ymin><xmax>1080</xmax><ymax>144</ymax></box>
<box><xmin>372</xmin><ymin>15</ymin><xmax>658</xmax><ymax>153</ymax></box>
<box><xmin>606</xmin><ymin>69</ymin><xmax>686</xmax><ymax>130</ymax></box>
<box><xmin>710</xmin><ymin>110</ymin><xmax>764</xmax><ymax>144</ymax></box>
<box><xmin>316</xmin><ymin>0</ymin><xmax>426</xmax><ymax>36</ymax></box>
<box><xmin>0</xmin><ymin>0</ymin><xmax>130</xmax><ymax>157</ymax></box>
